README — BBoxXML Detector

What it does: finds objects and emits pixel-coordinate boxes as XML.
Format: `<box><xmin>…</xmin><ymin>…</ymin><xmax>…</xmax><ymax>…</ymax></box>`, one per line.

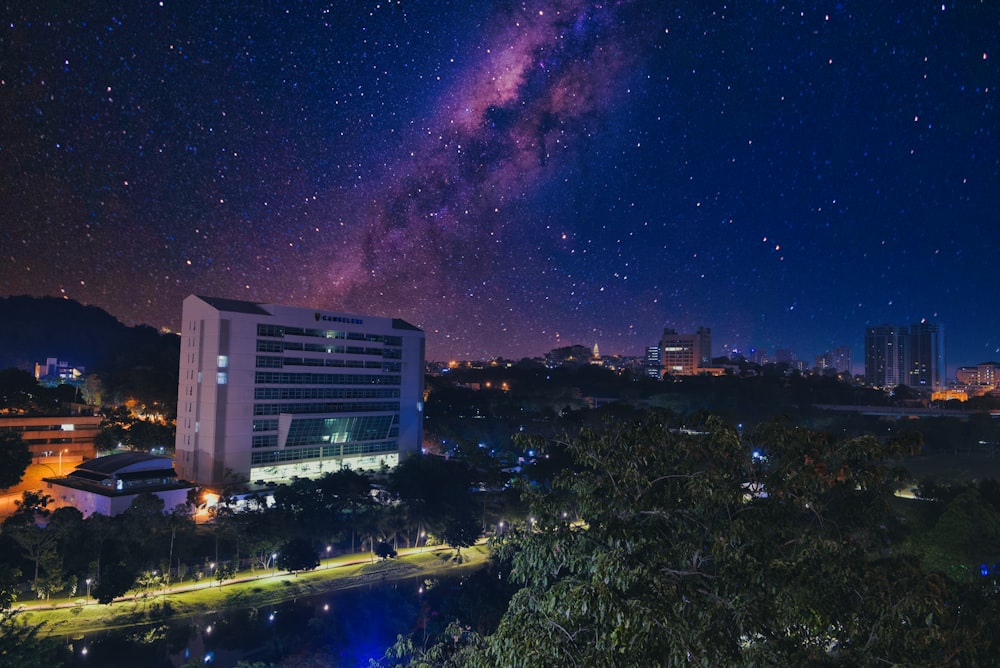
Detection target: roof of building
<box><xmin>74</xmin><ymin>452</ymin><xmax>176</xmax><ymax>476</ymax></box>
<box><xmin>392</xmin><ymin>318</ymin><xmax>422</xmax><ymax>331</ymax></box>
<box><xmin>194</xmin><ymin>295</ymin><xmax>272</xmax><ymax>315</ymax></box>
<box><xmin>44</xmin><ymin>452</ymin><xmax>193</xmax><ymax>498</ymax></box>
<box><xmin>191</xmin><ymin>295</ymin><xmax>424</xmax><ymax>333</ymax></box>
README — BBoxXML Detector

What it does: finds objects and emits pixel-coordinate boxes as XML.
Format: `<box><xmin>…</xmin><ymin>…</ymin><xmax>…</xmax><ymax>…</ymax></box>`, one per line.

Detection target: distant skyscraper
<box><xmin>865</xmin><ymin>322</ymin><xmax>944</xmax><ymax>389</ymax></box>
<box><xmin>832</xmin><ymin>346</ymin><xmax>852</xmax><ymax>375</ymax></box>
<box><xmin>907</xmin><ymin>321</ymin><xmax>945</xmax><ymax>388</ymax></box>
<box><xmin>815</xmin><ymin>352</ymin><xmax>834</xmax><ymax>372</ymax></box>
<box><xmin>865</xmin><ymin>324</ymin><xmax>907</xmax><ymax>388</ymax></box>
<box><xmin>816</xmin><ymin>346</ymin><xmax>852</xmax><ymax>375</ymax></box>
<box><xmin>174</xmin><ymin>295</ymin><xmax>425</xmax><ymax>487</ymax></box>
<box><xmin>696</xmin><ymin>327</ymin><xmax>712</xmax><ymax>366</ymax></box>
<box><xmin>774</xmin><ymin>348</ymin><xmax>796</xmax><ymax>365</ymax></box>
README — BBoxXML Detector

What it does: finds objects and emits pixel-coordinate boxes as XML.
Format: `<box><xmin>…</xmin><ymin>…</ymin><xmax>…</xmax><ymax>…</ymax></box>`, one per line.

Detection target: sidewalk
<box><xmin>17</xmin><ymin>544</ymin><xmax>446</xmax><ymax>612</ymax></box>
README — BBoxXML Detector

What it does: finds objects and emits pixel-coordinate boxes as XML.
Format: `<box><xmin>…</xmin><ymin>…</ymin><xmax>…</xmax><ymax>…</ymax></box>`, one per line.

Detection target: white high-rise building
<box><xmin>175</xmin><ymin>296</ymin><xmax>425</xmax><ymax>487</ymax></box>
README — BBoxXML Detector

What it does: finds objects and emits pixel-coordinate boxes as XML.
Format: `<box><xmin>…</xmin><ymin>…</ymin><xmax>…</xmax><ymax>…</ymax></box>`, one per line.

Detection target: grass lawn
<box><xmin>20</xmin><ymin>545</ymin><xmax>489</xmax><ymax>638</ymax></box>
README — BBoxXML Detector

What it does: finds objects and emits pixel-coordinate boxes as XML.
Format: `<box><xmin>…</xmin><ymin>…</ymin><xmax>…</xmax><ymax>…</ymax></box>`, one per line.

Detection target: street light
<box><xmin>271</xmin><ymin>553</ymin><xmax>278</xmax><ymax>577</ymax></box>
<box><xmin>85</xmin><ymin>578</ymin><xmax>92</xmax><ymax>599</ymax></box>
<box><xmin>419</xmin><ymin>531</ymin><xmax>426</xmax><ymax>553</ymax></box>
<box><xmin>325</xmin><ymin>545</ymin><xmax>332</xmax><ymax>569</ymax></box>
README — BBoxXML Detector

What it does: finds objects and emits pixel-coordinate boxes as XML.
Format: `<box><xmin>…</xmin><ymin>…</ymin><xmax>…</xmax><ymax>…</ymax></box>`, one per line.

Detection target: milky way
<box><xmin>1</xmin><ymin>1</ymin><xmax>998</xmax><ymax>368</ymax></box>
<box><xmin>314</xmin><ymin>1</ymin><xmax>649</xmax><ymax>346</ymax></box>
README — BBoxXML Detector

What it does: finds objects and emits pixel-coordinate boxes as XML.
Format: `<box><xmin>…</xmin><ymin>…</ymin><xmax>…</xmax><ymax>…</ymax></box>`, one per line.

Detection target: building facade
<box><xmin>644</xmin><ymin>346</ymin><xmax>662</xmax><ymax>379</ymax></box>
<box><xmin>832</xmin><ymin>346</ymin><xmax>852</xmax><ymax>375</ymax></box>
<box><xmin>34</xmin><ymin>357</ymin><xmax>86</xmax><ymax>386</ymax></box>
<box><xmin>864</xmin><ymin>324</ymin><xmax>907</xmax><ymax>388</ymax></box>
<box><xmin>659</xmin><ymin>327</ymin><xmax>711</xmax><ymax>376</ymax></box>
<box><xmin>174</xmin><ymin>296</ymin><xmax>425</xmax><ymax>487</ymax></box>
<box><xmin>907</xmin><ymin>321</ymin><xmax>945</xmax><ymax>388</ymax></box>
<box><xmin>865</xmin><ymin>322</ymin><xmax>945</xmax><ymax>389</ymax></box>
<box><xmin>0</xmin><ymin>413</ymin><xmax>100</xmax><ymax>460</ymax></box>
<box><xmin>956</xmin><ymin>362</ymin><xmax>1000</xmax><ymax>389</ymax></box>
<box><xmin>45</xmin><ymin>452</ymin><xmax>193</xmax><ymax>517</ymax></box>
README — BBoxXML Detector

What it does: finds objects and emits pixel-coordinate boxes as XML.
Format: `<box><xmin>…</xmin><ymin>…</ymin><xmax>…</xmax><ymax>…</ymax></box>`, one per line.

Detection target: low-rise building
<box><xmin>43</xmin><ymin>452</ymin><xmax>193</xmax><ymax>517</ymax></box>
<box><xmin>0</xmin><ymin>413</ymin><xmax>100</xmax><ymax>459</ymax></box>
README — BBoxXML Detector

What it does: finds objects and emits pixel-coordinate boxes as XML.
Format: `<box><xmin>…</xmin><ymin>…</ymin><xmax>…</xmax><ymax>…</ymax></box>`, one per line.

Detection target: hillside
<box><xmin>0</xmin><ymin>295</ymin><xmax>180</xmax><ymax>409</ymax></box>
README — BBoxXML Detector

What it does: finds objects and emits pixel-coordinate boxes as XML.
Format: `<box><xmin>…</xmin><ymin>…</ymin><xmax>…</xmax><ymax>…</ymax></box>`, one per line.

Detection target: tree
<box><xmin>374</xmin><ymin>540</ymin><xmax>398</xmax><ymax>560</ymax></box>
<box><xmin>83</xmin><ymin>512</ymin><xmax>117</xmax><ymax>579</ymax></box>
<box><xmin>0</xmin><ymin>609</ymin><xmax>66</xmax><ymax>666</ymax></box>
<box><xmin>277</xmin><ymin>537</ymin><xmax>319</xmax><ymax>573</ymax></box>
<box><xmin>32</xmin><ymin>550</ymin><xmax>66</xmax><ymax>600</ymax></box>
<box><xmin>440</xmin><ymin>507</ymin><xmax>482</xmax><ymax>562</ymax></box>
<box><xmin>911</xmin><ymin>487</ymin><xmax>1000</xmax><ymax>582</ymax></box>
<box><xmin>2</xmin><ymin>490</ymin><xmax>53</xmax><ymax>529</ymax></box>
<box><xmin>120</xmin><ymin>492</ymin><xmax>167</xmax><ymax>566</ymax></box>
<box><xmin>390</xmin><ymin>455</ymin><xmax>477</xmax><ymax>540</ymax></box>
<box><xmin>164</xmin><ymin>505</ymin><xmax>195</xmax><ymax>585</ymax></box>
<box><xmin>9</xmin><ymin>524</ymin><xmax>59</xmax><ymax>592</ymax></box>
<box><xmin>0</xmin><ymin>563</ymin><xmax>65</xmax><ymax>663</ymax></box>
<box><xmin>93</xmin><ymin>560</ymin><xmax>140</xmax><ymax>604</ymax></box>
<box><xmin>127</xmin><ymin>418</ymin><xmax>174</xmax><ymax>451</ymax></box>
<box><xmin>0</xmin><ymin>431</ymin><xmax>33</xmax><ymax>491</ymax></box>
<box><xmin>453</xmin><ymin>413</ymin><xmax>998</xmax><ymax>667</ymax></box>
<box><xmin>318</xmin><ymin>468</ymin><xmax>374</xmax><ymax>552</ymax></box>
<box><xmin>0</xmin><ymin>368</ymin><xmax>44</xmax><ymax>412</ymax></box>
<box><xmin>47</xmin><ymin>506</ymin><xmax>88</xmax><ymax>583</ymax></box>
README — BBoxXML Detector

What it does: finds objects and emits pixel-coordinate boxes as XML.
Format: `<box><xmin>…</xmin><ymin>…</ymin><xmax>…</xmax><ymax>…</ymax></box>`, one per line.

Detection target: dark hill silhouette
<box><xmin>0</xmin><ymin>295</ymin><xmax>131</xmax><ymax>371</ymax></box>
<box><xmin>0</xmin><ymin>295</ymin><xmax>179</xmax><ymax>410</ymax></box>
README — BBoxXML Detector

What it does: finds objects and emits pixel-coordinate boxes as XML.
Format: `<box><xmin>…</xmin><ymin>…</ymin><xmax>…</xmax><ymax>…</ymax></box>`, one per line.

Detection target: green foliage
<box><xmin>93</xmin><ymin>560</ymin><xmax>140</xmax><ymax>604</ymax></box>
<box><xmin>3</xmin><ymin>490</ymin><xmax>52</xmax><ymax>528</ymax></box>
<box><xmin>374</xmin><ymin>541</ymin><xmax>398</xmax><ymax>559</ymax></box>
<box><xmin>372</xmin><ymin>621</ymin><xmax>486</xmax><ymax>668</ymax></box>
<box><xmin>0</xmin><ymin>608</ymin><xmax>67</xmax><ymax>667</ymax></box>
<box><xmin>454</xmin><ymin>413</ymin><xmax>997</xmax><ymax>667</ymax></box>
<box><xmin>911</xmin><ymin>487</ymin><xmax>1000</xmax><ymax>582</ymax></box>
<box><xmin>390</xmin><ymin>454</ymin><xmax>483</xmax><ymax>550</ymax></box>
<box><xmin>277</xmin><ymin>537</ymin><xmax>319</xmax><ymax>573</ymax></box>
<box><xmin>0</xmin><ymin>431</ymin><xmax>33</xmax><ymax>491</ymax></box>
<box><xmin>0</xmin><ymin>571</ymin><xmax>63</xmax><ymax>664</ymax></box>
<box><xmin>440</xmin><ymin>508</ymin><xmax>482</xmax><ymax>558</ymax></box>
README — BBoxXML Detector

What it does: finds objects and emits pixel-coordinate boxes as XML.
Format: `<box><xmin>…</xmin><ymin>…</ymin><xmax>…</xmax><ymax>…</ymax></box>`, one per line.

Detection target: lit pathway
<box><xmin>17</xmin><ymin>543</ymin><xmax>451</xmax><ymax>612</ymax></box>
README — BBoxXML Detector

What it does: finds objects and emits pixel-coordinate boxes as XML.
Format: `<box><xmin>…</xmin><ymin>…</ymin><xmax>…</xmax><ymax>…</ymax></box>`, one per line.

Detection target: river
<box><xmin>60</xmin><ymin>573</ymin><xmax>450</xmax><ymax>668</ymax></box>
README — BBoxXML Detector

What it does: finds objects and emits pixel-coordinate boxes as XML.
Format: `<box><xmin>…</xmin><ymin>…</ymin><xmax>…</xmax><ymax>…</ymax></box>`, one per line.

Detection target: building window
<box><xmin>217</xmin><ymin>372</ymin><xmax>228</xmax><ymax>385</ymax></box>
<box><xmin>217</xmin><ymin>355</ymin><xmax>229</xmax><ymax>368</ymax></box>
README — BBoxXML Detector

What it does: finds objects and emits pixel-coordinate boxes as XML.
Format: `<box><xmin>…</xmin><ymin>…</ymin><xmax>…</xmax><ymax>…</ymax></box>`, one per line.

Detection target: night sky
<box><xmin>2</xmin><ymin>2</ymin><xmax>997</xmax><ymax>371</ymax></box>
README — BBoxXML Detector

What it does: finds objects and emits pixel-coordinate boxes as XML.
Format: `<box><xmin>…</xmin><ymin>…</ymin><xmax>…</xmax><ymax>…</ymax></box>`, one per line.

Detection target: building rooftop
<box><xmin>44</xmin><ymin>452</ymin><xmax>192</xmax><ymax>499</ymax></box>
<box><xmin>74</xmin><ymin>452</ymin><xmax>176</xmax><ymax>476</ymax></box>
<box><xmin>194</xmin><ymin>295</ymin><xmax>272</xmax><ymax>316</ymax></box>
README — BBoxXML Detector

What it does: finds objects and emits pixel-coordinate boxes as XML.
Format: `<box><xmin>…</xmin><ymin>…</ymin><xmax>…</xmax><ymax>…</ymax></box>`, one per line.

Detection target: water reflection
<box><xmin>62</xmin><ymin>576</ymin><xmax>436</xmax><ymax>668</ymax></box>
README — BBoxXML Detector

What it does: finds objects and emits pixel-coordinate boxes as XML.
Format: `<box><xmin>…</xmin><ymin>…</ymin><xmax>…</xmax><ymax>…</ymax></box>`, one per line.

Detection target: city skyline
<box><xmin>2</xmin><ymin>2</ymin><xmax>997</xmax><ymax>368</ymax></box>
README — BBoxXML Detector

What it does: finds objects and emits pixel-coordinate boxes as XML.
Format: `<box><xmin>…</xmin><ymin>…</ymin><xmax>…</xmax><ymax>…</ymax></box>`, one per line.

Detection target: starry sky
<box><xmin>1</xmin><ymin>1</ymin><xmax>998</xmax><ymax>371</ymax></box>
